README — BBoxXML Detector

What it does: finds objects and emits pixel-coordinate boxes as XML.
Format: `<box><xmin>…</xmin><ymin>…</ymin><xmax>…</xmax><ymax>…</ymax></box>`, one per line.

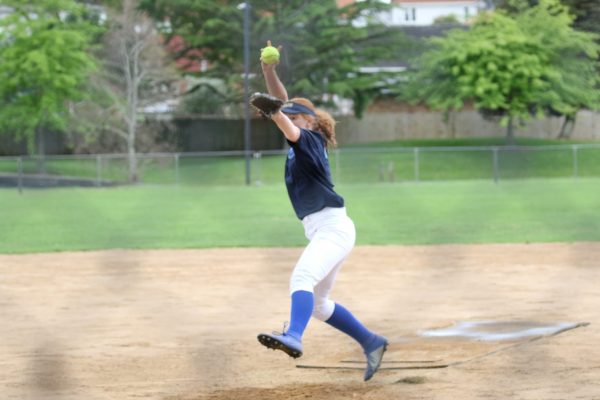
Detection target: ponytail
<box><xmin>315</xmin><ymin>109</ymin><xmax>337</xmax><ymax>149</ymax></box>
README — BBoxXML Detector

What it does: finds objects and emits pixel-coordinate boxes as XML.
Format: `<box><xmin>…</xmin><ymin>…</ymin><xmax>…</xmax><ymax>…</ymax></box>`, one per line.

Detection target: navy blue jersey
<box><xmin>285</xmin><ymin>129</ymin><xmax>344</xmax><ymax>219</ymax></box>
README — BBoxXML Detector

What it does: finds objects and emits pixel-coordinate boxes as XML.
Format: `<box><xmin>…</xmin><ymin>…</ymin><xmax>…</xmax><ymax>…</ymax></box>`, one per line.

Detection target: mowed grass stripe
<box><xmin>1</xmin><ymin>178</ymin><xmax>599</xmax><ymax>253</ymax></box>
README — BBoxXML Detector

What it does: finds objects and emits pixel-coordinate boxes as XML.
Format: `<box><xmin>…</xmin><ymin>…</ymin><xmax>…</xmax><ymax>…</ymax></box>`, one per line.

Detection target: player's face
<box><xmin>287</xmin><ymin>113</ymin><xmax>314</xmax><ymax>130</ymax></box>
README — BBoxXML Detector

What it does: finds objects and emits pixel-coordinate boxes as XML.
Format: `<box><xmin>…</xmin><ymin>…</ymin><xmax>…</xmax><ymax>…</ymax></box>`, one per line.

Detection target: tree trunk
<box><xmin>36</xmin><ymin>126</ymin><xmax>46</xmax><ymax>175</ymax></box>
<box><xmin>557</xmin><ymin>114</ymin><xmax>576</xmax><ymax>140</ymax></box>
<box><xmin>127</xmin><ymin>73</ymin><xmax>138</xmax><ymax>183</ymax></box>
<box><xmin>505</xmin><ymin>116</ymin><xmax>515</xmax><ymax>145</ymax></box>
<box><xmin>126</xmin><ymin>87</ymin><xmax>138</xmax><ymax>183</ymax></box>
<box><xmin>445</xmin><ymin>111</ymin><xmax>457</xmax><ymax>138</ymax></box>
<box><xmin>127</xmin><ymin>137</ymin><xmax>138</xmax><ymax>183</ymax></box>
<box><xmin>123</xmin><ymin>0</ymin><xmax>139</xmax><ymax>184</ymax></box>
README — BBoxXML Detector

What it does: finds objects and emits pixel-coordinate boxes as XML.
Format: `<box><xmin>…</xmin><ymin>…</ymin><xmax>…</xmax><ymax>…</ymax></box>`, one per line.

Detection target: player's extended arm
<box><xmin>261</xmin><ymin>41</ymin><xmax>288</xmax><ymax>101</ymax></box>
<box><xmin>272</xmin><ymin>111</ymin><xmax>300</xmax><ymax>143</ymax></box>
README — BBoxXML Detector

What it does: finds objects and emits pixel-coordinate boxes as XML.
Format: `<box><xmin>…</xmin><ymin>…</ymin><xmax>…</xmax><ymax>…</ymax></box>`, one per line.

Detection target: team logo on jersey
<box><xmin>288</xmin><ymin>148</ymin><xmax>295</xmax><ymax>160</ymax></box>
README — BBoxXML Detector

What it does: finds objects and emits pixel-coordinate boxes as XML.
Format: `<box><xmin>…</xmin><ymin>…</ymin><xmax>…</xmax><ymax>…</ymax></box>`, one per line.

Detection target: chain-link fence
<box><xmin>1</xmin><ymin>144</ymin><xmax>600</xmax><ymax>188</ymax></box>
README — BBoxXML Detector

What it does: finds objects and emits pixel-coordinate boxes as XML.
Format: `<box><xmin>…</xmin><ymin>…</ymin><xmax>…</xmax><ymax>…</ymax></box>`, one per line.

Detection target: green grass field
<box><xmin>1</xmin><ymin>178</ymin><xmax>599</xmax><ymax>254</ymax></box>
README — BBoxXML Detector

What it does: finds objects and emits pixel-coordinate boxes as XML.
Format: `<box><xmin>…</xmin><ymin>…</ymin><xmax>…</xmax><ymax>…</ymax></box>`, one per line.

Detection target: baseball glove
<box><xmin>250</xmin><ymin>92</ymin><xmax>284</xmax><ymax>119</ymax></box>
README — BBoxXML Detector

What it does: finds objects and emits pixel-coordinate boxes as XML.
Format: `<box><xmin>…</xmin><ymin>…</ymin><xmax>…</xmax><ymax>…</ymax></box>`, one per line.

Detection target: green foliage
<box><xmin>138</xmin><ymin>0</ymin><xmax>406</xmax><ymax>116</ymax></box>
<box><xmin>493</xmin><ymin>0</ymin><xmax>538</xmax><ymax>14</ymax></box>
<box><xmin>403</xmin><ymin>0</ymin><xmax>599</xmax><ymax>139</ymax></box>
<box><xmin>405</xmin><ymin>11</ymin><xmax>545</xmax><ymax>120</ymax></box>
<box><xmin>517</xmin><ymin>0</ymin><xmax>600</xmax><ymax>117</ymax></box>
<box><xmin>433</xmin><ymin>14</ymin><xmax>461</xmax><ymax>25</ymax></box>
<box><xmin>0</xmin><ymin>0</ymin><xmax>99</xmax><ymax>153</ymax></box>
<box><xmin>496</xmin><ymin>0</ymin><xmax>600</xmax><ymax>36</ymax></box>
<box><xmin>180</xmin><ymin>78</ymin><xmax>233</xmax><ymax>115</ymax></box>
<box><xmin>561</xmin><ymin>0</ymin><xmax>600</xmax><ymax>36</ymax></box>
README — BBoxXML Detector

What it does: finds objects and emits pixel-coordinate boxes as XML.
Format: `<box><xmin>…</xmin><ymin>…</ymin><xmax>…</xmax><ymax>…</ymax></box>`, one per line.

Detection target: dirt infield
<box><xmin>1</xmin><ymin>243</ymin><xmax>599</xmax><ymax>400</ymax></box>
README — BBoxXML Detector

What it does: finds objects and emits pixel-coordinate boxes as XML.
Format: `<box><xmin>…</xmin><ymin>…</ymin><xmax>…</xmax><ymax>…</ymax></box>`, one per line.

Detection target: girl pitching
<box><xmin>255</xmin><ymin>41</ymin><xmax>387</xmax><ymax>381</ymax></box>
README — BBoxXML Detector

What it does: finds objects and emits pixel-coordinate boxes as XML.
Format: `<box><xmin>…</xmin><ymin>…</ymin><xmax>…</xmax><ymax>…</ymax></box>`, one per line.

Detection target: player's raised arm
<box><xmin>260</xmin><ymin>40</ymin><xmax>288</xmax><ymax>101</ymax></box>
<box><xmin>249</xmin><ymin>93</ymin><xmax>300</xmax><ymax>142</ymax></box>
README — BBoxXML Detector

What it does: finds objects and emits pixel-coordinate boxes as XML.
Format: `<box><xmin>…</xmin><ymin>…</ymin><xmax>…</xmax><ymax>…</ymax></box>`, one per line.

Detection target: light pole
<box><xmin>240</xmin><ymin>1</ymin><xmax>252</xmax><ymax>185</ymax></box>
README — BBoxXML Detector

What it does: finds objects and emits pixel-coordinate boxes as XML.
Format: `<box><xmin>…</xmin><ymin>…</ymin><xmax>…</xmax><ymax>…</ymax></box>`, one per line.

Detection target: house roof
<box><xmin>361</xmin><ymin>24</ymin><xmax>466</xmax><ymax>68</ymax></box>
<box><xmin>393</xmin><ymin>0</ymin><xmax>482</xmax><ymax>3</ymax></box>
<box><xmin>400</xmin><ymin>24</ymin><xmax>465</xmax><ymax>38</ymax></box>
<box><xmin>337</xmin><ymin>0</ymin><xmax>485</xmax><ymax>5</ymax></box>
<box><xmin>0</xmin><ymin>5</ymin><xmax>12</xmax><ymax>16</ymax></box>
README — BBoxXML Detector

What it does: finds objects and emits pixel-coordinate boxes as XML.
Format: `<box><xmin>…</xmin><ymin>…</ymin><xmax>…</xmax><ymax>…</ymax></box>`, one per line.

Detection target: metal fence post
<box><xmin>17</xmin><ymin>157</ymin><xmax>23</xmax><ymax>194</ymax></box>
<box><xmin>253</xmin><ymin>151</ymin><xmax>262</xmax><ymax>185</ymax></box>
<box><xmin>572</xmin><ymin>145</ymin><xmax>578</xmax><ymax>179</ymax></box>
<box><xmin>388</xmin><ymin>161</ymin><xmax>395</xmax><ymax>182</ymax></box>
<box><xmin>96</xmin><ymin>155</ymin><xmax>102</xmax><ymax>187</ymax></box>
<box><xmin>413</xmin><ymin>148</ymin><xmax>420</xmax><ymax>182</ymax></box>
<box><xmin>174</xmin><ymin>153</ymin><xmax>180</xmax><ymax>184</ymax></box>
<box><xmin>492</xmin><ymin>147</ymin><xmax>499</xmax><ymax>183</ymax></box>
<box><xmin>335</xmin><ymin>148</ymin><xmax>341</xmax><ymax>184</ymax></box>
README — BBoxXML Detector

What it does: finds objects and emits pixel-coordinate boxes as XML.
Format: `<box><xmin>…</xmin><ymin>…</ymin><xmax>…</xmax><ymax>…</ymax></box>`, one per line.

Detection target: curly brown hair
<box><xmin>289</xmin><ymin>97</ymin><xmax>337</xmax><ymax>149</ymax></box>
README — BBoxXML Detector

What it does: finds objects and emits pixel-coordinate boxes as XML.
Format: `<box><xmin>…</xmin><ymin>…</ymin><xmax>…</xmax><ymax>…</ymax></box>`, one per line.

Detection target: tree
<box><xmin>72</xmin><ymin>0</ymin><xmax>179</xmax><ymax>182</ymax></box>
<box><xmin>0</xmin><ymin>0</ymin><xmax>98</xmax><ymax>160</ymax></box>
<box><xmin>491</xmin><ymin>0</ymin><xmax>600</xmax><ymax>139</ymax></box>
<box><xmin>517</xmin><ymin>0</ymin><xmax>600</xmax><ymax>139</ymax></box>
<box><xmin>103</xmin><ymin>0</ymin><xmax>160</xmax><ymax>182</ymax></box>
<box><xmin>492</xmin><ymin>0</ymin><xmax>537</xmax><ymax>14</ymax></box>
<box><xmin>402</xmin><ymin>0</ymin><xmax>599</xmax><ymax>143</ymax></box>
<box><xmin>433</xmin><ymin>15</ymin><xmax>461</xmax><ymax>25</ymax></box>
<box><xmin>561</xmin><ymin>0</ymin><xmax>600</xmax><ymax>36</ymax></box>
<box><xmin>138</xmin><ymin>0</ymin><xmax>407</xmax><ymax>116</ymax></box>
<box><xmin>495</xmin><ymin>0</ymin><xmax>600</xmax><ymax>36</ymax></box>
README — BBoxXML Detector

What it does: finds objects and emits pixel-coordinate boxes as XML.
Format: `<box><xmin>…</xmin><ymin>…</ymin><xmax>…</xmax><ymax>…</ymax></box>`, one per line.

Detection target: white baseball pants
<box><xmin>289</xmin><ymin>207</ymin><xmax>356</xmax><ymax>322</ymax></box>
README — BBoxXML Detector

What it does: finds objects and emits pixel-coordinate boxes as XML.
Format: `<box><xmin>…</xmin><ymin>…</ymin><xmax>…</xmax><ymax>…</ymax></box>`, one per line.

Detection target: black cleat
<box><xmin>364</xmin><ymin>336</ymin><xmax>388</xmax><ymax>381</ymax></box>
<box><xmin>257</xmin><ymin>332</ymin><xmax>303</xmax><ymax>359</ymax></box>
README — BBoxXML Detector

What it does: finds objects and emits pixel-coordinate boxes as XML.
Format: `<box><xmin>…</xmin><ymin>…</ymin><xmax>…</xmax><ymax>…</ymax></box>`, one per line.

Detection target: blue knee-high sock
<box><xmin>325</xmin><ymin>303</ymin><xmax>381</xmax><ymax>352</ymax></box>
<box><xmin>286</xmin><ymin>290</ymin><xmax>314</xmax><ymax>341</ymax></box>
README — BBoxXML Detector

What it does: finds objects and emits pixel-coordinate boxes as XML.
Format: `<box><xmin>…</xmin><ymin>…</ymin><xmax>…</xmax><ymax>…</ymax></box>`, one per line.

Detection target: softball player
<box><xmin>255</xmin><ymin>41</ymin><xmax>388</xmax><ymax>381</ymax></box>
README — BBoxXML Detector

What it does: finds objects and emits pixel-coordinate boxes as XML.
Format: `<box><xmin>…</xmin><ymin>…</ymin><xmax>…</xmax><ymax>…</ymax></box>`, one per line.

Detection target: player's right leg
<box><xmin>324</xmin><ymin>303</ymin><xmax>388</xmax><ymax>381</ymax></box>
<box><xmin>312</xmin><ymin>264</ymin><xmax>388</xmax><ymax>381</ymax></box>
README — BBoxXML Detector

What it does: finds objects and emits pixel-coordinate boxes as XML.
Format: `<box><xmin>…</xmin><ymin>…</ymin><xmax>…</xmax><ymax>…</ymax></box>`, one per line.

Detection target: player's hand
<box><xmin>260</xmin><ymin>40</ymin><xmax>282</xmax><ymax>71</ymax></box>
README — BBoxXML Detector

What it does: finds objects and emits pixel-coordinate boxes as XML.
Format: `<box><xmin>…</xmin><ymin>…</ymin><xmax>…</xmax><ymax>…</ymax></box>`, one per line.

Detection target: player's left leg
<box><xmin>258</xmin><ymin>209</ymin><xmax>354</xmax><ymax>359</ymax></box>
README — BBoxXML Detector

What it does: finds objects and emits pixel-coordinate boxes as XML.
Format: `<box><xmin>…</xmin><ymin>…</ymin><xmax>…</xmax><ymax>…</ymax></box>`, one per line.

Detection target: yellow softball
<box><xmin>261</xmin><ymin>45</ymin><xmax>280</xmax><ymax>65</ymax></box>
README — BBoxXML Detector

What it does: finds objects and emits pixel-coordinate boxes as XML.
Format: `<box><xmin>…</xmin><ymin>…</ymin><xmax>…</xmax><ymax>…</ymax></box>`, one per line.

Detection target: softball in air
<box><xmin>261</xmin><ymin>45</ymin><xmax>280</xmax><ymax>65</ymax></box>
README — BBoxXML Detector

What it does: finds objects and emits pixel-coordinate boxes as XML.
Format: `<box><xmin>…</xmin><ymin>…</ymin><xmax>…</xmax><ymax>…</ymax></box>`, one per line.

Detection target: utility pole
<box><xmin>242</xmin><ymin>2</ymin><xmax>252</xmax><ymax>185</ymax></box>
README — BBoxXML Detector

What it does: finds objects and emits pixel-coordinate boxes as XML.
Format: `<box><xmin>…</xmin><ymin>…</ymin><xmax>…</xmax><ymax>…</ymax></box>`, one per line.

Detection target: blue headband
<box><xmin>281</xmin><ymin>101</ymin><xmax>316</xmax><ymax>116</ymax></box>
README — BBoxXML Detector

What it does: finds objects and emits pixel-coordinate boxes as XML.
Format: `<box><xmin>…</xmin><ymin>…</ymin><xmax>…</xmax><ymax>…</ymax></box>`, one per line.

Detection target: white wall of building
<box><xmin>362</xmin><ymin>1</ymin><xmax>485</xmax><ymax>26</ymax></box>
<box><xmin>336</xmin><ymin>110</ymin><xmax>600</xmax><ymax>144</ymax></box>
<box><xmin>393</xmin><ymin>2</ymin><xmax>482</xmax><ymax>25</ymax></box>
